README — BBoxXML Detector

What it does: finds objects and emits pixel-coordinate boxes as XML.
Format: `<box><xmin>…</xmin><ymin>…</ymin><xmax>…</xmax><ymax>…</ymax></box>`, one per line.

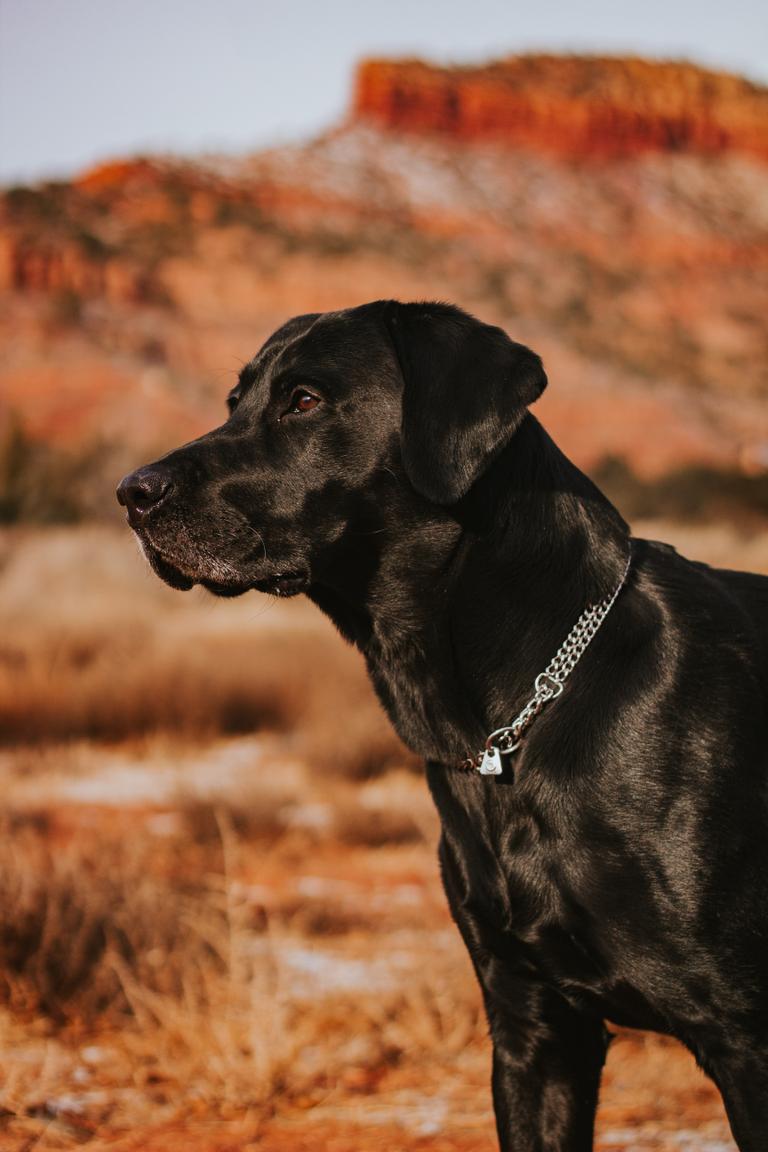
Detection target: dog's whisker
<box><xmin>247</xmin><ymin>526</ymin><xmax>268</xmax><ymax>562</ymax></box>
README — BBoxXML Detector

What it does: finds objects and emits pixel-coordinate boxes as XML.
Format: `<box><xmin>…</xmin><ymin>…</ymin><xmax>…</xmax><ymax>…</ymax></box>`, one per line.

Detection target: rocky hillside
<box><xmin>1</xmin><ymin>53</ymin><xmax>767</xmax><ymax>520</ymax></box>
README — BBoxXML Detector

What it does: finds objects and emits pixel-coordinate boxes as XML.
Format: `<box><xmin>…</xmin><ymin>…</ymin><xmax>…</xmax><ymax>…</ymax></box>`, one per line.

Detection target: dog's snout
<box><xmin>117</xmin><ymin>466</ymin><xmax>174</xmax><ymax>521</ymax></box>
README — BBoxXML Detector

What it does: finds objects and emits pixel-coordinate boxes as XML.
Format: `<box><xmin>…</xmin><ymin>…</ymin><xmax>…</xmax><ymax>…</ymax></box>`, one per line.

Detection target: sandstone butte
<box><xmin>353</xmin><ymin>54</ymin><xmax>768</xmax><ymax>160</ymax></box>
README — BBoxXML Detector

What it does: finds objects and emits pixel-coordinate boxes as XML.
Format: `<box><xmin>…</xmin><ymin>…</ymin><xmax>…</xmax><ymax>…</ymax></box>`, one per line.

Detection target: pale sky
<box><xmin>1</xmin><ymin>0</ymin><xmax>766</xmax><ymax>185</ymax></box>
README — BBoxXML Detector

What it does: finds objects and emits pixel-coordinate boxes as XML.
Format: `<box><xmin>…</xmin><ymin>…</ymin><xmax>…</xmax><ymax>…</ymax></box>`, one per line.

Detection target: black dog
<box><xmin>117</xmin><ymin>301</ymin><xmax>768</xmax><ymax>1151</ymax></box>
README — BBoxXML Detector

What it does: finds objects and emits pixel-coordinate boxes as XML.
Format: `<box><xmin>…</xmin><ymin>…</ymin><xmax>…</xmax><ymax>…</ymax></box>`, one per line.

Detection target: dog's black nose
<box><xmin>117</xmin><ymin>466</ymin><xmax>173</xmax><ymax>521</ymax></box>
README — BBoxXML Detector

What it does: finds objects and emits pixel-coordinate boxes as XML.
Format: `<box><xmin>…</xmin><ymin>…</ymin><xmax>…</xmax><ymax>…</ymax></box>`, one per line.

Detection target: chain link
<box><xmin>464</xmin><ymin>549</ymin><xmax>632</xmax><ymax>774</ymax></box>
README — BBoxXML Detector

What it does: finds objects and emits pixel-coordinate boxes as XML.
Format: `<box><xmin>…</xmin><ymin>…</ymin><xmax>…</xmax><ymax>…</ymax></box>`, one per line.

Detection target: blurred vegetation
<box><xmin>0</xmin><ymin>421</ymin><xmax>112</xmax><ymax>524</ymax></box>
<box><xmin>595</xmin><ymin>456</ymin><xmax>768</xmax><ymax>525</ymax></box>
<box><xmin>0</xmin><ymin>418</ymin><xmax>110</xmax><ymax>524</ymax></box>
<box><xmin>4</xmin><ymin>181</ymin><xmax>70</xmax><ymax>222</ymax></box>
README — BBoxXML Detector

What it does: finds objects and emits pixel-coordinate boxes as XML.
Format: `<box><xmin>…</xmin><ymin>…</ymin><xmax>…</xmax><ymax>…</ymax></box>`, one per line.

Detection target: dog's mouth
<box><xmin>136</xmin><ymin>534</ymin><xmax>308</xmax><ymax>599</ymax></box>
<box><xmin>250</xmin><ymin>573</ymin><xmax>309</xmax><ymax>598</ymax></box>
<box><xmin>199</xmin><ymin>572</ymin><xmax>309</xmax><ymax>598</ymax></box>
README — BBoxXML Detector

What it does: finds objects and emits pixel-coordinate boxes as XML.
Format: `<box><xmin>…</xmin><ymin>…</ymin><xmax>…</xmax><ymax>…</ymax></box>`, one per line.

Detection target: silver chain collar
<box><xmin>462</xmin><ymin>548</ymin><xmax>633</xmax><ymax>776</ymax></box>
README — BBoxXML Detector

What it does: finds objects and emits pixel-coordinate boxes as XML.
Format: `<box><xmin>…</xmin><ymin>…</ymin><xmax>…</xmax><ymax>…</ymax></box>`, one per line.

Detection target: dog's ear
<box><xmin>384</xmin><ymin>301</ymin><xmax>547</xmax><ymax>504</ymax></box>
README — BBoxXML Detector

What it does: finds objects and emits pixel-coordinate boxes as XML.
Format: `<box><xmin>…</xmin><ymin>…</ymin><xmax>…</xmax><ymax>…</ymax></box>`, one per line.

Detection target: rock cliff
<box><xmin>353</xmin><ymin>55</ymin><xmax>768</xmax><ymax>160</ymax></box>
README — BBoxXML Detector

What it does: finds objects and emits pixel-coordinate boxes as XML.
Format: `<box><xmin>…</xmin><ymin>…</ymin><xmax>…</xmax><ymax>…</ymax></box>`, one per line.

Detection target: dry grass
<box><xmin>0</xmin><ymin>526</ymin><xmax>415</xmax><ymax>777</ymax></box>
<box><xmin>0</xmin><ymin>808</ymin><xmax>483</xmax><ymax>1133</ymax></box>
<box><xmin>0</xmin><ymin>813</ymin><xmax>228</xmax><ymax>1022</ymax></box>
<box><xmin>1</xmin><ymin>626</ymin><xmax>288</xmax><ymax>743</ymax></box>
<box><xmin>333</xmin><ymin>797</ymin><xmax>424</xmax><ymax>847</ymax></box>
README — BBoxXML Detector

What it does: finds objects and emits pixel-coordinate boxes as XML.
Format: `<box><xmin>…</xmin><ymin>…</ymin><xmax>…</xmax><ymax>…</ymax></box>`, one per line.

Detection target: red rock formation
<box><xmin>0</xmin><ymin>232</ymin><xmax>152</xmax><ymax>303</ymax></box>
<box><xmin>74</xmin><ymin>158</ymin><xmax>160</xmax><ymax>193</ymax></box>
<box><xmin>353</xmin><ymin>55</ymin><xmax>768</xmax><ymax>160</ymax></box>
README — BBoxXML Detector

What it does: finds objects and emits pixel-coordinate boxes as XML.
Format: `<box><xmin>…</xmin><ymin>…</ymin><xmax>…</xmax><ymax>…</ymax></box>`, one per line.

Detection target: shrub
<box><xmin>596</xmin><ymin>456</ymin><xmax>768</xmax><ymax>524</ymax></box>
<box><xmin>0</xmin><ymin>418</ymin><xmax>111</xmax><ymax>524</ymax></box>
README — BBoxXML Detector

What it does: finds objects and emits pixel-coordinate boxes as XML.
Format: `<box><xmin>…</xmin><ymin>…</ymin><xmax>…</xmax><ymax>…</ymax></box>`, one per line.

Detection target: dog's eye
<box><xmin>226</xmin><ymin>395</ymin><xmax>239</xmax><ymax>414</ymax></box>
<box><xmin>288</xmin><ymin>389</ymin><xmax>320</xmax><ymax>415</ymax></box>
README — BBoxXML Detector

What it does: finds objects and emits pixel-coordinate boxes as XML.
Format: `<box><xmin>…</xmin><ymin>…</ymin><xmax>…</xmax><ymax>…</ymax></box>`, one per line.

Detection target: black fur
<box><xmin>118</xmin><ymin>301</ymin><xmax>768</xmax><ymax>1150</ymax></box>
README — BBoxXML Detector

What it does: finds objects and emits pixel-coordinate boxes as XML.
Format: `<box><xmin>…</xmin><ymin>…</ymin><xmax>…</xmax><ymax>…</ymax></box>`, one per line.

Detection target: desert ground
<box><xmin>2</xmin><ymin>518</ymin><xmax>766</xmax><ymax>1151</ymax></box>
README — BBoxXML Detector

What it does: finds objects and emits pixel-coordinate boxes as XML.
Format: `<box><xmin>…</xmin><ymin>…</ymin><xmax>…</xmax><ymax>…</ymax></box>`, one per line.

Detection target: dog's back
<box><xmin>716</xmin><ymin>566</ymin><xmax>768</xmax><ymax>668</ymax></box>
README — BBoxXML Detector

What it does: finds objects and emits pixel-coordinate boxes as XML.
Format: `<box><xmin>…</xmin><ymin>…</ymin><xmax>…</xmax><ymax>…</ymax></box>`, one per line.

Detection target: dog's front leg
<box><xmin>708</xmin><ymin>1048</ymin><xmax>768</xmax><ymax>1152</ymax></box>
<box><xmin>439</xmin><ymin>843</ymin><xmax>606</xmax><ymax>1151</ymax></box>
<box><xmin>476</xmin><ymin>952</ymin><xmax>607</xmax><ymax>1152</ymax></box>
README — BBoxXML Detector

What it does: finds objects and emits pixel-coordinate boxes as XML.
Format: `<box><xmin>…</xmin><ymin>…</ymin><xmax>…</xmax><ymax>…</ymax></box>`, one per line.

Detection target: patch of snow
<box><xmin>284</xmin><ymin>802</ymin><xmax>333</xmax><ymax>830</ymax></box>
<box><xmin>274</xmin><ymin>944</ymin><xmax>394</xmax><ymax>995</ymax></box>
<box><xmin>6</xmin><ymin>737</ymin><xmax>305</xmax><ymax>810</ymax></box>
<box><xmin>600</xmin><ymin>1129</ymin><xmax>735</xmax><ymax>1151</ymax></box>
<box><xmin>295</xmin><ymin>875</ymin><xmax>357</xmax><ymax>899</ymax></box>
<box><xmin>44</xmin><ymin>1090</ymin><xmax>109</xmax><ymax>1115</ymax></box>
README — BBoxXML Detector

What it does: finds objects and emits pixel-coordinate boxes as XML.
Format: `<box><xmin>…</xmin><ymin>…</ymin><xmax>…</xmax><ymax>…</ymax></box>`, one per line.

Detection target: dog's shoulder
<box><xmin>637</xmin><ymin>534</ymin><xmax>768</xmax><ymax>669</ymax></box>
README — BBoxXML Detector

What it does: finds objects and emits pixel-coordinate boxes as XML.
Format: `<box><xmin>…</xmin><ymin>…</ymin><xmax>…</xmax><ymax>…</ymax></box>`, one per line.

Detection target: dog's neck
<box><xmin>309</xmin><ymin>415</ymin><xmax>630</xmax><ymax>763</ymax></box>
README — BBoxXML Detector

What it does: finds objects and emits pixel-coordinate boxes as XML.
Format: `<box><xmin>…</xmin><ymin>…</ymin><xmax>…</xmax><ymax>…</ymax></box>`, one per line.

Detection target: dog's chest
<box><xmin>463</xmin><ymin>781</ymin><xmax>584</xmax><ymax>932</ymax></box>
<box><xmin>432</xmin><ymin>768</ymin><xmax>671</xmax><ymax>1022</ymax></box>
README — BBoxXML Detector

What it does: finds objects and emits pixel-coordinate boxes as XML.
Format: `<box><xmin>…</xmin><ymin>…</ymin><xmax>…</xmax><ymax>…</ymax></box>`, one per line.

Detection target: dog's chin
<box><xmin>138</xmin><ymin>536</ymin><xmax>206</xmax><ymax>593</ymax></box>
<box><xmin>146</xmin><ymin>548</ymin><xmax>196</xmax><ymax>591</ymax></box>
<box><xmin>137</xmin><ymin>534</ymin><xmax>309</xmax><ymax>599</ymax></box>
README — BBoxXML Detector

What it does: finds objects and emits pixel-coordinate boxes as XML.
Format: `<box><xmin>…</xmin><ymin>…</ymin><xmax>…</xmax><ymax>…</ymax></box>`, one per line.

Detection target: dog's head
<box><xmin>117</xmin><ymin>301</ymin><xmax>547</xmax><ymax>598</ymax></box>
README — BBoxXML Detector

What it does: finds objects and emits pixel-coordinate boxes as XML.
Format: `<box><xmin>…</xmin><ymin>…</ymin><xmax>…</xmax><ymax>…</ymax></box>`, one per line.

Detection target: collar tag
<box><xmin>477</xmin><ymin>746</ymin><xmax>504</xmax><ymax>775</ymax></box>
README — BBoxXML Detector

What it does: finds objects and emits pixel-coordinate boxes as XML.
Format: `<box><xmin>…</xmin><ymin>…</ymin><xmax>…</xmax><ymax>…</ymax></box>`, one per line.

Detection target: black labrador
<box><xmin>117</xmin><ymin>301</ymin><xmax>768</xmax><ymax>1151</ymax></box>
